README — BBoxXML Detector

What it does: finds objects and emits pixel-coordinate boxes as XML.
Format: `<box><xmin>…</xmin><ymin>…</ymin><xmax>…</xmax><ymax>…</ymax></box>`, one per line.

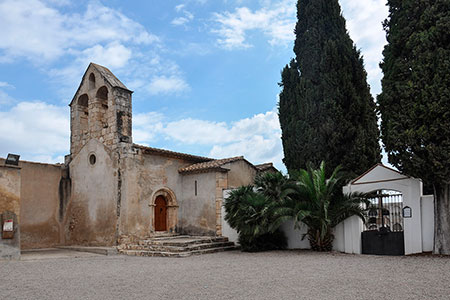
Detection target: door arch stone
<box><xmin>150</xmin><ymin>188</ymin><xmax>178</xmax><ymax>233</ymax></box>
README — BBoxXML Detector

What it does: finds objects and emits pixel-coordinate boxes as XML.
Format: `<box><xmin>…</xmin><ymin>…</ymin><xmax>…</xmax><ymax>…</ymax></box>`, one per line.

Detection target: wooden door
<box><xmin>154</xmin><ymin>196</ymin><xmax>167</xmax><ymax>231</ymax></box>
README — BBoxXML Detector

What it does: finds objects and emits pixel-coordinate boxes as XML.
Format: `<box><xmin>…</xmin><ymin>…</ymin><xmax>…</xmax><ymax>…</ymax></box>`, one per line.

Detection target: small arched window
<box><xmin>88</xmin><ymin>73</ymin><xmax>96</xmax><ymax>90</ymax></box>
<box><xmin>78</xmin><ymin>94</ymin><xmax>88</xmax><ymax>107</ymax></box>
<box><xmin>96</xmin><ymin>86</ymin><xmax>108</xmax><ymax>109</ymax></box>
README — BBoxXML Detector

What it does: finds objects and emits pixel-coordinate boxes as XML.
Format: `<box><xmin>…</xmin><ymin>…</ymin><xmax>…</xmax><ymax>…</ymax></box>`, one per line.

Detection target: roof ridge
<box><xmin>90</xmin><ymin>62</ymin><xmax>130</xmax><ymax>91</ymax></box>
<box><xmin>133</xmin><ymin>144</ymin><xmax>213</xmax><ymax>162</ymax></box>
<box><xmin>179</xmin><ymin>155</ymin><xmax>248</xmax><ymax>174</ymax></box>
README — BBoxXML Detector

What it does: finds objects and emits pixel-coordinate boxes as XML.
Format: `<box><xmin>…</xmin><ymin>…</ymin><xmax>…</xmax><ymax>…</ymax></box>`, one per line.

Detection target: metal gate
<box><xmin>361</xmin><ymin>191</ymin><xmax>405</xmax><ymax>255</ymax></box>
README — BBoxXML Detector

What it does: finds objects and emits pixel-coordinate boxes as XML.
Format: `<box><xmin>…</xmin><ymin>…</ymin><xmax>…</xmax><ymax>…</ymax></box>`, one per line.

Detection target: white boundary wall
<box><xmin>421</xmin><ymin>195</ymin><xmax>434</xmax><ymax>252</ymax></box>
<box><xmin>222</xmin><ymin>166</ymin><xmax>435</xmax><ymax>254</ymax></box>
<box><xmin>221</xmin><ymin>189</ymin><xmax>239</xmax><ymax>243</ymax></box>
<box><xmin>280</xmin><ymin>220</ymin><xmax>310</xmax><ymax>249</ymax></box>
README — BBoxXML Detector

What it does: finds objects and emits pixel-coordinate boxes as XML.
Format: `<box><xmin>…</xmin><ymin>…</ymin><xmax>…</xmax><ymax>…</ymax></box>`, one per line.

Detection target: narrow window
<box><xmin>89</xmin><ymin>154</ymin><xmax>96</xmax><ymax>165</ymax></box>
<box><xmin>195</xmin><ymin>180</ymin><xmax>197</xmax><ymax>196</ymax></box>
<box><xmin>89</xmin><ymin>73</ymin><xmax>96</xmax><ymax>90</ymax></box>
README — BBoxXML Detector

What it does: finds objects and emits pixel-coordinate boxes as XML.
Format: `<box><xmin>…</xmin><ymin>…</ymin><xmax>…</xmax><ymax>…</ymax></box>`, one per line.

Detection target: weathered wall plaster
<box><xmin>0</xmin><ymin>165</ymin><xmax>21</xmax><ymax>260</ymax></box>
<box><xmin>120</xmin><ymin>151</ymin><xmax>189</xmax><ymax>237</ymax></box>
<box><xmin>226</xmin><ymin>160</ymin><xmax>257</xmax><ymax>188</ymax></box>
<box><xmin>65</xmin><ymin>139</ymin><xmax>118</xmax><ymax>246</ymax></box>
<box><xmin>18</xmin><ymin>161</ymin><xmax>62</xmax><ymax>249</ymax></box>
<box><xmin>180</xmin><ymin>171</ymin><xmax>217</xmax><ymax>235</ymax></box>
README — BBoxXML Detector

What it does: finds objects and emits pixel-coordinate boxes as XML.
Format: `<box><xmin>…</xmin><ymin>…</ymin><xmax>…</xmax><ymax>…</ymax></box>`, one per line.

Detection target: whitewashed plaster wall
<box><xmin>421</xmin><ymin>195</ymin><xmax>434</xmax><ymax>252</ymax></box>
<box><xmin>343</xmin><ymin>165</ymin><xmax>427</xmax><ymax>255</ymax></box>
<box><xmin>221</xmin><ymin>189</ymin><xmax>239</xmax><ymax>243</ymax></box>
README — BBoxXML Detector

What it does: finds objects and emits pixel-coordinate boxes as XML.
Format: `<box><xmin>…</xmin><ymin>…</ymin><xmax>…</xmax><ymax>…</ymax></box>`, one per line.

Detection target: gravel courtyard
<box><xmin>1</xmin><ymin>250</ymin><xmax>449</xmax><ymax>300</ymax></box>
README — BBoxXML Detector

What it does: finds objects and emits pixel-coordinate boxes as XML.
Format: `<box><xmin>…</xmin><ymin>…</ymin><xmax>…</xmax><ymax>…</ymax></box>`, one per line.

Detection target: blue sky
<box><xmin>0</xmin><ymin>0</ymin><xmax>389</xmax><ymax>171</ymax></box>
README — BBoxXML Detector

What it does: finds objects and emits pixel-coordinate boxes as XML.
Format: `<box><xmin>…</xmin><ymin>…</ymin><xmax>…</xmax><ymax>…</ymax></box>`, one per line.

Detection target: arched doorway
<box><xmin>151</xmin><ymin>188</ymin><xmax>178</xmax><ymax>233</ymax></box>
<box><xmin>154</xmin><ymin>196</ymin><xmax>167</xmax><ymax>231</ymax></box>
<box><xmin>342</xmin><ymin>164</ymin><xmax>427</xmax><ymax>255</ymax></box>
<box><xmin>362</xmin><ymin>189</ymin><xmax>405</xmax><ymax>255</ymax></box>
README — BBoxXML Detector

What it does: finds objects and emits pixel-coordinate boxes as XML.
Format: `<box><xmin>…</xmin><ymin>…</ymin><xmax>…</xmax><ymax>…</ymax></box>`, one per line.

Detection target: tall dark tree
<box><xmin>378</xmin><ymin>0</ymin><xmax>450</xmax><ymax>254</ymax></box>
<box><xmin>279</xmin><ymin>0</ymin><xmax>381</xmax><ymax>178</ymax></box>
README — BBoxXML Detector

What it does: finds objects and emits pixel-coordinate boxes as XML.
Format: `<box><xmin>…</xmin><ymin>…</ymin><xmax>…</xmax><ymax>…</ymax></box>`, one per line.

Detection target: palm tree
<box><xmin>254</xmin><ymin>171</ymin><xmax>298</xmax><ymax>204</ymax></box>
<box><xmin>272</xmin><ymin>162</ymin><xmax>368</xmax><ymax>251</ymax></box>
<box><xmin>224</xmin><ymin>175</ymin><xmax>292</xmax><ymax>251</ymax></box>
<box><xmin>224</xmin><ymin>186</ymin><xmax>272</xmax><ymax>239</ymax></box>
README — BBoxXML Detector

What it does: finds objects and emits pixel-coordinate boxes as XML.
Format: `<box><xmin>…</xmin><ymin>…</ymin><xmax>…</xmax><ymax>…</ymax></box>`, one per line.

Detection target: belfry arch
<box><xmin>95</xmin><ymin>86</ymin><xmax>109</xmax><ymax>130</ymax></box>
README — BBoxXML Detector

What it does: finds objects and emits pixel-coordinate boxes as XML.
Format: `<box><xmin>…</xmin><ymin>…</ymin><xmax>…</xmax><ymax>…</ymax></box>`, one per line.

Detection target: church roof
<box><xmin>179</xmin><ymin>156</ymin><xmax>253</xmax><ymax>174</ymax></box>
<box><xmin>254</xmin><ymin>162</ymin><xmax>277</xmax><ymax>172</ymax></box>
<box><xmin>134</xmin><ymin>144</ymin><xmax>213</xmax><ymax>163</ymax></box>
<box><xmin>90</xmin><ymin>63</ymin><xmax>130</xmax><ymax>91</ymax></box>
<box><xmin>70</xmin><ymin>62</ymin><xmax>131</xmax><ymax>106</ymax></box>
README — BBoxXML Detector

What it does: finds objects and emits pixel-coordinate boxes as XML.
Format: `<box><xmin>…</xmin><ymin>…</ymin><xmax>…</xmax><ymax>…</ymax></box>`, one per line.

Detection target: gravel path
<box><xmin>1</xmin><ymin>250</ymin><xmax>449</xmax><ymax>300</ymax></box>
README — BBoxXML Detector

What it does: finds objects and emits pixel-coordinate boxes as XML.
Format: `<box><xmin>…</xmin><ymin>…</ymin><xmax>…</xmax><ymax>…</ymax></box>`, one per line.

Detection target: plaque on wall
<box><xmin>2</xmin><ymin>218</ymin><xmax>14</xmax><ymax>239</ymax></box>
<box><xmin>402</xmin><ymin>206</ymin><xmax>412</xmax><ymax>218</ymax></box>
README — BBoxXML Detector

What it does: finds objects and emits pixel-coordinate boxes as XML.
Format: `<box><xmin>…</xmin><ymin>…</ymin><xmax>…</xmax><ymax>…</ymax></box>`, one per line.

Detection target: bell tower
<box><xmin>69</xmin><ymin>63</ymin><xmax>133</xmax><ymax>157</ymax></box>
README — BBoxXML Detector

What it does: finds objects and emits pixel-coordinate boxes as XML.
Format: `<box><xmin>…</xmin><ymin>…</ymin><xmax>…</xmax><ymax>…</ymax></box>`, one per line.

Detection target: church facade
<box><xmin>0</xmin><ymin>63</ymin><xmax>276</xmax><ymax>253</ymax></box>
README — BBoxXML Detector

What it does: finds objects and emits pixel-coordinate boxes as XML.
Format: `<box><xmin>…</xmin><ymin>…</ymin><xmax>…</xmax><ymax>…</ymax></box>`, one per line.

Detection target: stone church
<box><xmin>0</xmin><ymin>63</ymin><xmax>276</xmax><ymax>257</ymax></box>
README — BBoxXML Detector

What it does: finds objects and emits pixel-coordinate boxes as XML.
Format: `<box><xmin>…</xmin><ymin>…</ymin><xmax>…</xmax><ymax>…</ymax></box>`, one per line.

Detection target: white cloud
<box><xmin>0</xmin><ymin>101</ymin><xmax>69</xmax><ymax>161</ymax></box>
<box><xmin>130</xmin><ymin>108</ymin><xmax>285</xmax><ymax>170</ymax></box>
<box><xmin>175</xmin><ymin>4</ymin><xmax>185</xmax><ymax>12</ymax></box>
<box><xmin>172</xmin><ymin>17</ymin><xmax>191</xmax><ymax>26</ymax></box>
<box><xmin>162</xmin><ymin>109</ymin><xmax>284</xmax><ymax>169</ymax></box>
<box><xmin>133</xmin><ymin>112</ymin><xmax>165</xmax><ymax>145</ymax></box>
<box><xmin>0</xmin><ymin>82</ymin><xmax>16</xmax><ymax>105</ymax></box>
<box><xmin>0</xmin><ymin>100</ymin><xmax>284</xmax><ymax>169</ymax></box>
<box><xmin>211</xmin><ymin>0</ymin><xmax>388</xmax><ymax>97</ymax></box>
<box><xmin>43</xmin><ymin>0</ymin><xmax>71</xmax><ymax>6</ymax></box>
<box><xmin>0</xmin><ymin>0</ymin><xmax>188</xmax><ymax>99</ymax></box>
<box><xmin>77</xmin><ymin>42</ymin><xmax>132</xmax><ymax>69</ymax></box>
<box><xmin>0</xmin><ymin>90</ymin><xmax>16</xmax><ymax>106</ymax></box>
<box><xmin>210</xmin><ymin>135</ymin><xmax>283</xmax><ymax>169</ymax></box>
<box><xmin>0</xmin><ymin>0</ymin><xmax>158</xmax><ymax>63</ymax></box>
<box><xmin>165</xmin><ymin>119</ymin><xmax>231</xmax><ymax>144</ymax></box>
<box><xmin>340</xmin><ymin>0</ymin><xmax>388</xmax><ymax>96</ymax></box>
<box><xmin>212</xmin><ymin>0</ymin><xmax>296</xmax><ymax>49</ymax></box>
<box><xmin>148</xmin><ymin>76</ymin><xmax>190</xmax><ymax>95</ymax></box>
<box><xmin>0</xmin><ymin>82</ymin><xmax>14</xmax><ymax>88</ymax></box>
<box><xmin>171</xmin><ymin>5</ymin><xmax>194</xmax><ymax>26</ymax></box>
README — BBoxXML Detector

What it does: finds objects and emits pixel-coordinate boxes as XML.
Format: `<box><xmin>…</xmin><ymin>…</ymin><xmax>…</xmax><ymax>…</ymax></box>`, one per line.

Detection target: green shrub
<box><xmin>238</xmin><ymin>230</ymin><xmax>287</xmax><ymax>252</ymax></box>
<box><xmin>224</xmin><ymin>172</ymin><xmax>295</xmax><ymax>252</ymax></box>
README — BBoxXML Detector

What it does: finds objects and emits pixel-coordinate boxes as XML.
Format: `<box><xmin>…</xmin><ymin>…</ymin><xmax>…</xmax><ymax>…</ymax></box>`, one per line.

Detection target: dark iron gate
<box><xmin>361</xmin><ymin>191</ymin><xmax>405</xmax><ymax>255</ymax></box>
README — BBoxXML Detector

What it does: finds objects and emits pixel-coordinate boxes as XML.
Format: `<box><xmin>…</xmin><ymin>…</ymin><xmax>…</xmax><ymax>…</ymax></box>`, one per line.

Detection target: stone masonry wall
<box><xmin>70</xmin><ymin>66</ymin><xmax>132</xmax><ymax>157</ymax></box>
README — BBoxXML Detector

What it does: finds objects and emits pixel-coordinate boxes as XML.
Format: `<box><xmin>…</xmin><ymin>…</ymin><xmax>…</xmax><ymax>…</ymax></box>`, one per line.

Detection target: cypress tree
<box><xmin>378</xmin><ymin>0</ymin><xmax>450</xmax><ymax>254</ymax></box>
<box><xmin>279</xmin><ymin>0</ymin><xmax>381</xmax><ymax>177</ymax></box>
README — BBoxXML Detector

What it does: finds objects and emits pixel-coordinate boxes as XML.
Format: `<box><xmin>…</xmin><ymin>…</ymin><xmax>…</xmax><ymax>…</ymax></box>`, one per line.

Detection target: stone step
<box><xmin>57</xmin><ymin>246</ymin><xmax>118</xmax><ymax>256</ymax></box>
<box><xmin>141</xmin><ymin>236</ymin><xmax>229</xmax><ymax>247</ymax></box>
<box><xmin>123</xmin><ymin>241</ymin><xmax>235</xmax><ymax>252</ymax></box>
<box><xmin>145</xmin><ymin>235</ymin><xmax>191</xmax><ymax>241</ymax></box>
<box><xmin>119</xmin><ymin>245</ymin><xmax>238</xmax><ymax>258</ymax></box>
<box><xmin>150</xmin><ymin>232</ymin><xmax>181</xmax><ymax>238</ymax></box>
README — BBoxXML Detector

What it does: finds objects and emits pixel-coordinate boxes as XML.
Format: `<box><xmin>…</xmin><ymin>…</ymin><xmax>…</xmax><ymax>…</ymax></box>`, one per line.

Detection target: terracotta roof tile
<box><xmin>133</xmin><ymin>144</ymin><xmax>213</xmax><ymax>162</ymax></box>
<box><xmin>255</xmin><ymin>162</ymin><xmax>276</xmax><ymax>171</ymax></box>
<box><xmin>179</xmin><ymin>156</ymin><xmax>245</xmax><ymax>173</ymax></box>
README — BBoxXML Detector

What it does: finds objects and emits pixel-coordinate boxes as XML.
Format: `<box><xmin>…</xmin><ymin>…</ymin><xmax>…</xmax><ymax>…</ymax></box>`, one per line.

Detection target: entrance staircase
<box><xmin>118</xmin><ymin>234</ymin><xmax>237</xmax><ymax>257</ymax></box>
